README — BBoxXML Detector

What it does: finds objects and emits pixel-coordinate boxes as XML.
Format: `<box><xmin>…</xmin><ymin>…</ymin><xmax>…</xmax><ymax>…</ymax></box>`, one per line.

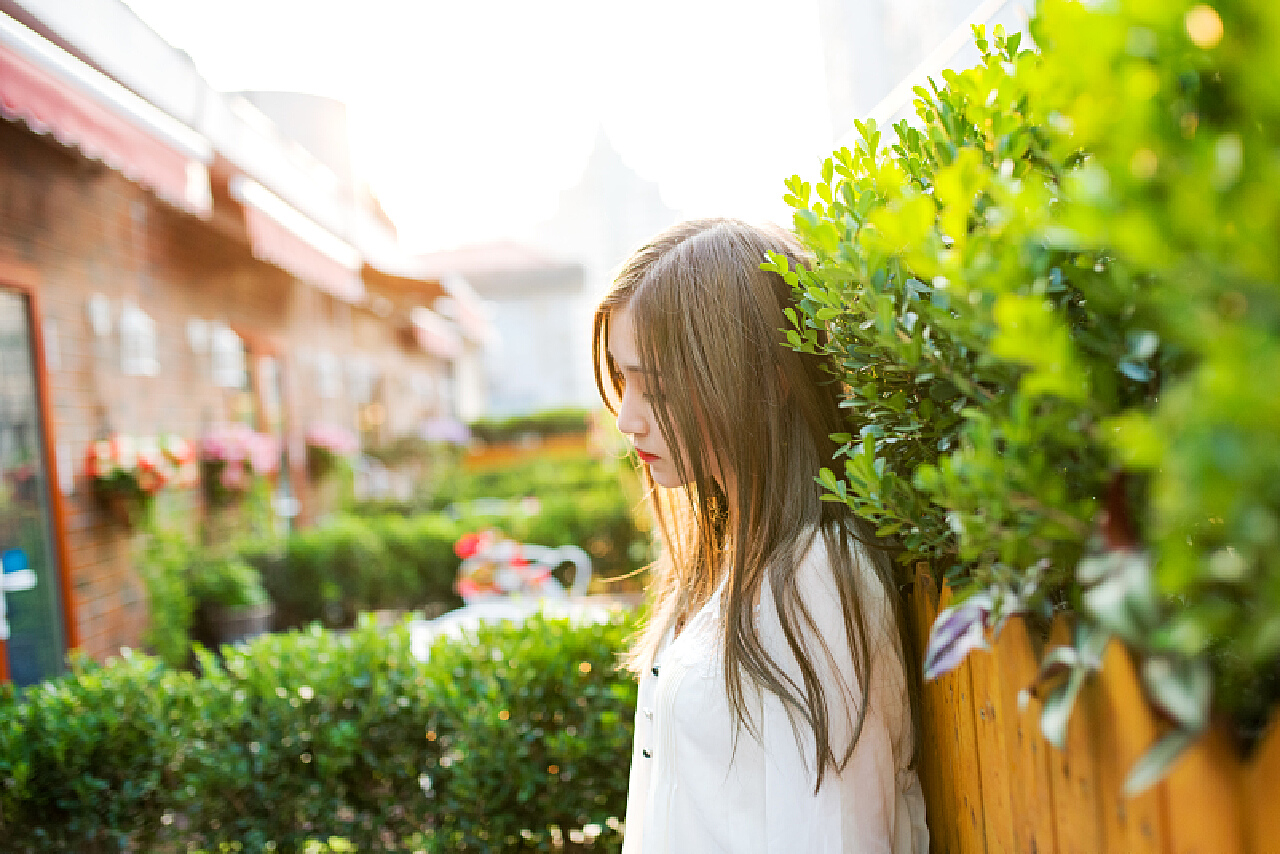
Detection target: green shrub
<box><xmin>423</xmin><ymin>614</ymin><xmax>635</xmax><ymax>851</ymax></box>
<box><xmin>0</xmin><ymin>615</ymin><xmax>637</xmax><ymax>853</ymax></box>
<box><xmin>777</xmin><ymin>0</ymin><xmax>1280</xmax><ymax>786</ymax></box>
<box><xmin>263</xmin><ymin>518</ymin><xmax>390</xmax><ymax>628</ymax></box>
<box><xmin>468</xmin><ymin>408</ymin><xmax>595</xmax><ymax>445</ymax></box>
<box><xmin>188</xmin><ymin>555</ymin><xmax>269</xmax><ymax>610</ymax></box>
<box><xmin>0</xmin><ymin>649</ymin><xmax>194</xmax><ymax>851</ymax></box>
<box><xmin>258</xmin><ymin>514</ymin><xmax>465</xmax><ymax>628</ymax></box>
<box><xmin>137</xmin><ymin>527</ymin><xmax>198</xmax><ymax>668</ymax></box>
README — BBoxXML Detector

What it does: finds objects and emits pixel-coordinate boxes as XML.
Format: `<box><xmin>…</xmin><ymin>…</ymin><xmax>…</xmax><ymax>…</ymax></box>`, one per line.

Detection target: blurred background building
<box><xmin>420</xmin><ymin>131</ymin><xmax>677</xmax><ymax>417</ymax></box>
<box><xmin>0</xmin><ymin>0</ymin><xmax>487</xmax><ymax>679</ymax></box>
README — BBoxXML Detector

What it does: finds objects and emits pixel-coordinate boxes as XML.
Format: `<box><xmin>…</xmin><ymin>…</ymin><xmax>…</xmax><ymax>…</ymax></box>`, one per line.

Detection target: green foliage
<box><xmin>0</xmin><ymin>649</ymin><xmax>193</xmax><ymax>851</ymax></box>
<box><xmin>360</xmin><ymin>449</ymin><xmax>653</xmax><ymax>588</ymax></box>
<box><xmin>137</xmin><ymin>526</ymin><xmax>198</xmax><ymax>668</ymax></box>
<box><xmin>188</xmin><ymin>555</ymin><xmax>269</xmax><ymax>610</ymax></box>
<box><xmin>779</xmin><ymin>0</ymin><xmax>1280</xmax><ymax>782</ymax></box>
<box><xmin>468</xmin><ymin>408</ymin><xmax>595</xmax><ymax>445</ymax></box>
<box><xmin>0</xmin><ymin>615</ymin><xmax>637</xmax><ymax>853</ymax></box>
<box><xmin>265</xmin><ymin>511</ymin><xmax>569</xmax><ymax>627</ymax></box>
<box><xmin>247</xmin><ymin>451</ymin><xmax>651</xmax><ymax>628</ymax></box>
<box><xmin>418</xmin><ymin>614</ymin><xmax>635</xmax><ymax>851</ymax></box>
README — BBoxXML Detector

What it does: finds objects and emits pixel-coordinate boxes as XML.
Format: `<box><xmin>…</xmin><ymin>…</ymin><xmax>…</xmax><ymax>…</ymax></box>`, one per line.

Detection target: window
<box><xmin>119</xmin><ymin>301</ymin><xmax>159</xmax><ymax>377</ymax></box>
<box><xmin>210</xmin><ymin>323</ymin><xmax>247</xmax><ymax>388</ymax></box>
<box><xmin>316</xmin><ymin>351</ymin><xmax>342</xmax><ymax>399</ymax></box>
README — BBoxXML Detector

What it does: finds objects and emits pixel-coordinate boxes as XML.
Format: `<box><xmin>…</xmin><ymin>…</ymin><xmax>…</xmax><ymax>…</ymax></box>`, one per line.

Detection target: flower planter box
<box><xmin>906</xmin><ymin>566</ymin><xmax>1280</xmax><ymax>853</ymax></box>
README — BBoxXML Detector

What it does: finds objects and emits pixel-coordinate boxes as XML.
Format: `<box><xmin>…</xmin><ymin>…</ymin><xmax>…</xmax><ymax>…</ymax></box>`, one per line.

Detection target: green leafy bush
<box><xmin>775</xmin><ymin>0</ymin><xmax>1280</xmax><ymax>786</ymax></box>
<box><xmin>189</xmin><ymin>555</ymin><xmax>269</xmax><ymax>610</ymax></box>
<box><xmin>137</xmin><ymin>526</ymin><xmax>198</xmax><ymax>668</ymax></box>
<box><xmin>0</xmin><ymin>649</ymin><xmax>196</xmax><ymax>851</ymax></box>
<box><xmin>263</xmin><ymin>517</ymin><xmax>396</xmax><ymax>628</ymax></box>
<box><xmin>468</xmin><ymin>408</ymin><xmax>595</xmax><ymax>445</ymax></box>
<box><xmin>0</xmin><ymin>614</ymin><xmax>637</xmax><ymax>853</ymax></box>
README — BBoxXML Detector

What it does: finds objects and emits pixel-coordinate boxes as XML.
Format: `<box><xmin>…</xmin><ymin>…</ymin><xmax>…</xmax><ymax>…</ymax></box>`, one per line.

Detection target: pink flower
<box><xmin>219</xmin><ymin>460</ymin><xmax>246</xmax><ymax>491</ymax></box>
<box><xmin>305</xmin><ymin>423</ymin><xmax>359</xmax><ymax>456</ymax></box>
<box><xmin>202</xmin><ymin>424</ymin><xmax>279</xmax><ymax>477</ymax></box>
<box><xmin>247</xmin><ymin>434</ymin><xmax>280</xmax><ymax>476</ymax></box>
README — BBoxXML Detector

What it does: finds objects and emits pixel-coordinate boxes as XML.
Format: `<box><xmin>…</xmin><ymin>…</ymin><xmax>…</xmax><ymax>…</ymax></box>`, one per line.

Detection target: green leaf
<box><xmin>1123</xmin><ymin>727</ymin><xmax>1199</xmax><ymax>796</ymax></box>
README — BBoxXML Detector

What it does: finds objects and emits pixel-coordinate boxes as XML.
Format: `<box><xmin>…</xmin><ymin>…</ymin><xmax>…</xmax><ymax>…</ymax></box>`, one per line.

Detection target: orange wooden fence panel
<box><xmin>966</xmin><ymin>641</ymin><xmax>1015</xmax><ymax>853</ymax></box>
<box><xmin>1042</xmin><ymin>616</ymin><xmax>1105</xmax><ymax>854</ymax></box>
<box><xmin>903</xmin><ymin>574</ymin><xmax>1278</xmax><ymax>854</ymax></box>
<box><xmin>1088</xmin><ymin>641</ymin><xmax>1166</xmax><ymax>853</ymax></box>
<box><xmin>936</xmin><ymin>583</ymin><xmax>989</xmax><ymax>854</ymax></box>
<box><xmin>911</xmin><ymin>568</ymin><xmax>963</xmax><ymax>854</ymax></box>
<box><xmin>993</xmin><ymin>617</ymin><xmax>1058</xmax><ymax>854</ymax></box>
<box><xmin>1165</xmin><ymin>724</ymin><xmax>1245</xmax><ymax>854</ymax></box>
<box><xmin>1245</xmin><ymin>719</ymin><xmax>1280</xmax><ymax>852</ymax></box>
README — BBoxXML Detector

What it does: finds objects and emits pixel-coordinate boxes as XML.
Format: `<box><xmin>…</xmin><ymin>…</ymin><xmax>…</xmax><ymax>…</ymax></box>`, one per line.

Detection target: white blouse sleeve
<box><xmin>756</xmin><ymin>536</ymin><xmax>914</xmax><ymax>854</ymax></box>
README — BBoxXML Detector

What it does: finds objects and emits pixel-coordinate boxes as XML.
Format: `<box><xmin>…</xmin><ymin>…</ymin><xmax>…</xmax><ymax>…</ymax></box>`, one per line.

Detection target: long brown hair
<box><xmin>593</xmin><ymin>218</ymin><xmax>916</xmax><ymax>788</ymax></box>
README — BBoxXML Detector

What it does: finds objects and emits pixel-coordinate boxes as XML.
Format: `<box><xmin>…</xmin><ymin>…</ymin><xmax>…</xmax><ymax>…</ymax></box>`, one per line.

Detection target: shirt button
<box><xmin>643</xmin><ymin>707</ymin><xmax>653</xmax><ymax>719</ymax></box>
<box><xmin>642</xmin><ymin>749</ymin><xmax>652</xmax><ymax>758</ymax></box>
<box><xmin>652</xmin><ymin>665</ymin><xmax>659</xmax><ymax>676</ymax></box>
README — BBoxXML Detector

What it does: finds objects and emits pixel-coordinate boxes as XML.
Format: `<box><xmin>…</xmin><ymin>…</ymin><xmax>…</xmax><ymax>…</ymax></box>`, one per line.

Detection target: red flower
<box><xmin>454</xmin><ymin>532</ymin><xmax>482</xmax><ymax>560</ymax></box>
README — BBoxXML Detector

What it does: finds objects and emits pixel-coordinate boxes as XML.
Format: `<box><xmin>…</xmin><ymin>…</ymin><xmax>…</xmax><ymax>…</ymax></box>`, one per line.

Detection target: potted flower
<box><xmin>84</xmin><ymin>434</ymin><xmax>197</xmax><ymax>525</ymax></box>
<box><xmin>189</xmin><ymin>554</ymin><xmax>273</xmax><ymax>646</ymax></box>
<box><xmin>453</xmin><ymin>529</ymin><xmax>556</xmax><ymax>602</ymax></box>
<box><xmin>304</xmin><ymin>422</ymin><xmax>359</xmax><ymax>480</ymax></box>
<box><xmin>200</xmin><ymin>423</ymin><xmax>279</xmax><ymax>504</ymax></box>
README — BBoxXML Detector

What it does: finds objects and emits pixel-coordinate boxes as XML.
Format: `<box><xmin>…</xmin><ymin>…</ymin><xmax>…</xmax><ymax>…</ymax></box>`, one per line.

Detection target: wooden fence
<box><xmin>905</xmin><ymin>566</ymin><xmax>1280</xmax><ymax>854</ymax></box>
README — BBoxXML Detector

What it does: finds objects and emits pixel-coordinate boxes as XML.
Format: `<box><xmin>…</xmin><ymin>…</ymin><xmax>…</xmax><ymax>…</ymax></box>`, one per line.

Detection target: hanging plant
<box><xmin>200</xmin><ymin>423</ymin><xmax>279</xmax><ymax>505</ymax></box>
<box><xmin>304</xmin><ymin>422</ymin><xmax>359</xmax><ymax>480</ymax></box>
<box><xmin>84</xmin><ymin>434</ymin><xmax>198</xmax><ymax>525</ymax></box>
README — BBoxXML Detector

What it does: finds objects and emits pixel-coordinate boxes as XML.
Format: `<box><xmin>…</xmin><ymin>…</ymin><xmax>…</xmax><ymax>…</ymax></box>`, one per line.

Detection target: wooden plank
<box><xmin>910</xmin><ymin>566</ymin><xmax>963</xmax><ymax>854</ymax></box>
<box><xmin>1244</xmin><ymin>714</ymin><xmax>1280</xmax><ymax>854</ymax></box>
<box><xmin>1164</xmin><ymin>721</ymin><xmax>1244</xmax><ymax>854</ymax></box>
<box><xmin>1044</xmin><ymin>617</ymin><xmax>1105</xmax><ymax>854</ymax></box>
<box><xmin>967</xmin><ymin>638</ymin><xmax>1016</xmax><ymax>853</ymax></box>
<box><xmin>993</xmin><ymin>616</ymin><xmax>1058</xmax><ymax>854</ymax></box>
<box><xmin>934</xmin><ymin>582</ymin><xmax>988</xmax><ymax>854</ymax></box>
<box><xmin>1087</xmin><ymin>641</ymin><xmax>1166</xmax><ymax>853</ymax></box>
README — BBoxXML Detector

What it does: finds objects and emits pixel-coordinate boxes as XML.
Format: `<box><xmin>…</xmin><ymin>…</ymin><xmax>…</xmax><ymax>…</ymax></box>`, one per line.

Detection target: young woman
<box><xmin>594</xmin><ymin>219</ymin><xmax>928</xmax><ymax>853</ymax></box>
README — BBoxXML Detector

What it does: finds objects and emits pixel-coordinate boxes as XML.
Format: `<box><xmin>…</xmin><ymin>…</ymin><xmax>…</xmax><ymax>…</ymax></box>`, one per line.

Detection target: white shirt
<box><xmin>621</xmin><ymin>532</ymin><xmax>928</xmax><ymax>854</ymax></box>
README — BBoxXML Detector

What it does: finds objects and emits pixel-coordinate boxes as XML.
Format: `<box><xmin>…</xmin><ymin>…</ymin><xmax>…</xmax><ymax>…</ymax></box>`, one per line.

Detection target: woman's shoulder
<box><xmin>784</xmin><ymin>523</ymin><xmax>896</xmax><ymax>636</ymax></box>
<box><xmin>793</xmin><ymin>523</ymin><xmax>888</xmax><ymax>592</ymax></box>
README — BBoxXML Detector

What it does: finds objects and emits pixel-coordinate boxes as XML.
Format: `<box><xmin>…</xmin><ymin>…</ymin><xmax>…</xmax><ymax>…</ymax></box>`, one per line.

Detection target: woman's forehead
<box><xmin>607</xmin><ymin>307</ymin><xmax>661</xmax><ymax>375</ymax></box>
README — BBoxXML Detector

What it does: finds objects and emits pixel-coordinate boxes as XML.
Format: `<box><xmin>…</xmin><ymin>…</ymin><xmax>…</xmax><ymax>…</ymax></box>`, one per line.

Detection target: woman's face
<box><xmin>608</xmin><ymin>306</ymin><xmax>689</xmax><ymax>489</ymax></box>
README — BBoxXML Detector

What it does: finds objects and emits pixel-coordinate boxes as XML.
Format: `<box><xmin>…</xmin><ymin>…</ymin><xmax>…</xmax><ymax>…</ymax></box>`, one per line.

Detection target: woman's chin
<box><xmin>647</xmin><ymin>465</ymin><xmax>685</xmax><ymax>489</ymax></box>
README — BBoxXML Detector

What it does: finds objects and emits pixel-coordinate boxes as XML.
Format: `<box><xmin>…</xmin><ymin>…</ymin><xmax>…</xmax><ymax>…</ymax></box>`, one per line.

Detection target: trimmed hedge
<box><xmin>256</xmin><ymin>514</ymin><xmax>465</xmax><ymax>630</ymax></box>
<box><xmin>0</xmin><ymin>614</ymin><xmax>637</xmax><ymax>852</ymax></box>
<box><xmin>467</xmin><ymin>409</ymin><xmax>595</xmax><ymax>445</ymax></box>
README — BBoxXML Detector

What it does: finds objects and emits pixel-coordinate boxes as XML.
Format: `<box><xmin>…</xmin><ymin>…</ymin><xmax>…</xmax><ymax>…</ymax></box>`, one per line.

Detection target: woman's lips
<box><xmin>635</xmin><ymin>450</ymin><xmax>659</xmax><ymax>463</ymax></box>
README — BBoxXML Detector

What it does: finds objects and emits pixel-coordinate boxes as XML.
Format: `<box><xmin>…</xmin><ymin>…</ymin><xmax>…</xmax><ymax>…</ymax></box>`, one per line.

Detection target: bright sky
<box><xmin>120</xmin><ymin>0</ymin><xmax>834</xmax><ymax>253</ymax></box>
<box><xmin>119</xmin><ymin>0</ymin><xmax>835</xmax><ymax>253</ymax></box>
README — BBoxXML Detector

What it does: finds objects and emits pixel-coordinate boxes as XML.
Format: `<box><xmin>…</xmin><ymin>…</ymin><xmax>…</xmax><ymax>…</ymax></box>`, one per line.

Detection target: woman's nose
<box><xmin>616</xmin><ymin>387</ymin><xmax>646</xmax><ymax>438</ymax></box>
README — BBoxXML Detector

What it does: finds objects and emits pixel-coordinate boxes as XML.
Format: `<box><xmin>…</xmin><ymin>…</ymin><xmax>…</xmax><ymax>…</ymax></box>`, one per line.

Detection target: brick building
<box><xmin>0</xmin><ymin>3</ymin><xmax>485</xmax><ymax>683</ymax></box>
